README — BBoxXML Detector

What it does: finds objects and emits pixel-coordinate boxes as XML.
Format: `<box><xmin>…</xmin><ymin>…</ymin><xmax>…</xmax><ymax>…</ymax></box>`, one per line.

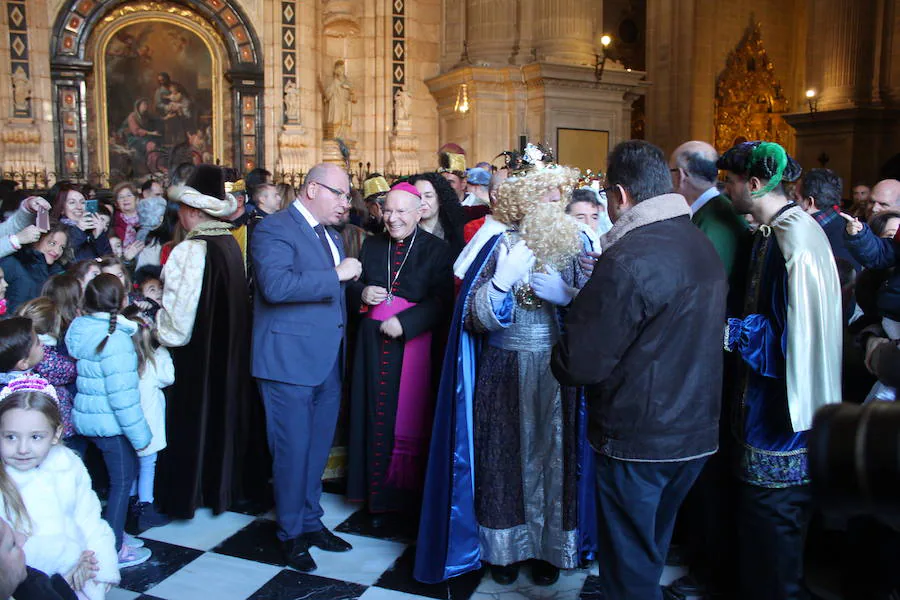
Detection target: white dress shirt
<box><xmin>293</xmin><ymin>199</ymin><xmax>340</xmax><ymax>266</ymax></box>
<box><xmin>690</xmin><ymin>186</ymin><xmax>721</xmax><ymax>216</ymax></box>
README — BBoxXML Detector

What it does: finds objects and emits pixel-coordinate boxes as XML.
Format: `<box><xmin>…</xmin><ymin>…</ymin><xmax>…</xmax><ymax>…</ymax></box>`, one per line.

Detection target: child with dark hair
<box><xmin>132</xmin><ymin>265</ymin><xmax>163</xmax><ymax>321</ymax></box>
<box><xmin>41</xmin><ymin>274</ymin><xmax>83</xmax><ymax>342</ymax></box>
<box><xmin>0</xmin><ymin>317</ymin><xmax>44</xmax><ymax>387</ymax></box>
<box><xmin>65</xmin><ymin>274</ymin><xmax>151</xmax><ymax>568</ymax></box>
<box><xmin>14</xmin><ymin>299</ymin><xmax>77</xmax><ymax>445</ymax></box>
<box><xmin>67</xmin><ymin>259</ymin><xmax>102</xmax><ymax>292</ymax></box>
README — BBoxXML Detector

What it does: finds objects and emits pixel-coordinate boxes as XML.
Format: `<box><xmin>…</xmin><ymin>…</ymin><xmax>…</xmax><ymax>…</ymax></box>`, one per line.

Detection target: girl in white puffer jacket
<box><xmin>0</xmin><ymin>375</ymin><xmax>119</xmax><ymax>600</ymax></box>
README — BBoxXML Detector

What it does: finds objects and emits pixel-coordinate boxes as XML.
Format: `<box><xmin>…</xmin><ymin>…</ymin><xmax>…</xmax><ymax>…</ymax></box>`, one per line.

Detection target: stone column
<box><xmin>466</xmin><ymin>0</ymin><xmax>517</xmax><ymax>66</ymax></box>
<box><xmin>807</xmin><ymin>0</ymin><xmax>877</xmax><ymax>110</ymax></box>
<box><xmin>532</xmin><ymin>0</ymin><xmax>597</xmax><ymax>66</ymax></box>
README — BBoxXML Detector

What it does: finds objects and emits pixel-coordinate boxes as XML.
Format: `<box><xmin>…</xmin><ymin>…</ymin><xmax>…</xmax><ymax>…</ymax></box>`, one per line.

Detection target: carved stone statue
<box><xmin>284</xmin><ymin>79</ymin><xmax>301</xmax><ymax>124</ymax></box>
<box><xmin>323</xmin><ymin>59</ymin><xmax>356</xmax><ymax>139</ymax></box>
<box><xmin>394</xmin><ymin>87</ymin><xmax>411</xmax><ymax>123</ymax></box>
<box><xmin>11</xmin><ymin>67</ymin><xmax>31</xmax><ymax>113</ymax></box>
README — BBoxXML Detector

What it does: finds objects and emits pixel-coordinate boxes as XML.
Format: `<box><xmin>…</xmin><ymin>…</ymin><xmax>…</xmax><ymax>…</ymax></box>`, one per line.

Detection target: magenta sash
<box><xmin>369</xmin><ymin>297</ymin><xmax>433</xmax><ymax>490</ymax></box>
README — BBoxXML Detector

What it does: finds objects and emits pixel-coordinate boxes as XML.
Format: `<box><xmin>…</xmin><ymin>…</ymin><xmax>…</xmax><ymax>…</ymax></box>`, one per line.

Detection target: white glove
<box><xmin>492</xmin><ymin>240</ymin><xmax>535</xmax><ymax>292</ymax></box>
<box><xmin>532</xmin><ymin>267</ymin><xmax>576</xmax><ymax>306</ymax></box>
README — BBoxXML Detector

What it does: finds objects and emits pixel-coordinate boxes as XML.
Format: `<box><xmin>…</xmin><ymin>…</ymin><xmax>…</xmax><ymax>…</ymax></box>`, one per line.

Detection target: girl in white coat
<box><xmin>0</xmin><ymin>375</ymin><xmax>119</xmax><ymax>600</ymax></box>
<box><xmin>123</xmin><ymin>307</ymin><xmax>174</xmax><ymax>530</ymax></box>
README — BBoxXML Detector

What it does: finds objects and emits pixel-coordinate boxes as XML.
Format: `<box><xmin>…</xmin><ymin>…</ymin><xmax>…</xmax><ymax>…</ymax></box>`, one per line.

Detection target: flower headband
<box><xmin>0</xmin><ymin>375</ymin><xmax>59</xmax><ymax>405</ymax></box>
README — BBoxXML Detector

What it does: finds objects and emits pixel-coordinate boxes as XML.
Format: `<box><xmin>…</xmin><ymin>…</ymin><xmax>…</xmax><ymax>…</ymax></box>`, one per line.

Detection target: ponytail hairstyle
<box><xmin>0</xmin><ymin>384</ymin><xmax>62</xmax><ymax>535</ymax></box>
<box><xmin>120</xmin><ymin>305</ymin><xmax>156</xmax><ymax>376</ymax></box>
<box><xmin>82</xmin><ymin>274</ymin><xmax>124</xmax><ymax>354</ymax></box>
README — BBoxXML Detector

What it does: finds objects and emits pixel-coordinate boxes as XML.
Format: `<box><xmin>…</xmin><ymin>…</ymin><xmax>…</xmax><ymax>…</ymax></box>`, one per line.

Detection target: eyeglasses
<box><xmin>313</xmin><ymin>181</ymin><xmax>351</xmax><ymax>203</ymax></box>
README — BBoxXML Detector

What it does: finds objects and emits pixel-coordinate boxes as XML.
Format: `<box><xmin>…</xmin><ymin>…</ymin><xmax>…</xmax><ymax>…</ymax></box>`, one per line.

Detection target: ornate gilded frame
<box><xmin>89</xmin><ymin>8</ymin><xmax>226</xmax><ymax>178</ymax></box>
<box><xmin>51</xmin><ymin>0</ymin><xmax>264</xmax><ymax>183</ymax></box>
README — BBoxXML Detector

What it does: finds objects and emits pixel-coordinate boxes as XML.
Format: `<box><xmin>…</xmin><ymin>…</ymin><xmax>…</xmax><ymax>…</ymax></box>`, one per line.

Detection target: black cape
<box><xmin>156</xmin><ymin>233</ymin><xmax>270</xmax><ymax>518</ymax></box>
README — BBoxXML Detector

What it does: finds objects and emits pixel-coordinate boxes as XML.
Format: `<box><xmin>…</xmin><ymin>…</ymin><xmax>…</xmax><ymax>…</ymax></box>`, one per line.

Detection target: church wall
<box><xmin>646</xmin><ymin>0</ymin><xmax>805</xmax><ymax>155</ymax></box>
<box><xmin>407</xmin><ymin>0</ymin><xmax>442</xmax><ymax>169</ymax></box>
<box><xmin>0</xmin><ymin>0</ymin><xmax>56</xmax><ymax>177</ymax></box>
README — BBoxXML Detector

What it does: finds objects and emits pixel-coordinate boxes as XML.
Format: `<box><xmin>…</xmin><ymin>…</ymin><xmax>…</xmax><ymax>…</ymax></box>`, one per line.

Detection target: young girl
<box><xmin>67</xmin><ymin>259</ymin><xmax>102</xmax><ymax>292</ymax></box>
<box><xmin>121</xmin><ymin>307</ymin><xmax>173</xmax><ymax>529</ymax></box>
<box><xmin>14</xmin><ymin>299</ymin><xmax>77</xmax><ymax>446</ymax></box>
<box><xmin>41</xmin><ymin>273</ymin><xmax>84</xmax><ymax>343</ymax></box>
<box><xmin>98</xmin><ymin>257</ymin><xmax>139</xmax><ymax>306</ymax></box>
<box><xmin>65</xmin><ymin>274</ymin><xmax>151</xmax><ymax>568</ymax></box>
<box><xmin>0</xmin><ymin>375</ymin><xmax>119</xmax><ymax>598</ymax></box>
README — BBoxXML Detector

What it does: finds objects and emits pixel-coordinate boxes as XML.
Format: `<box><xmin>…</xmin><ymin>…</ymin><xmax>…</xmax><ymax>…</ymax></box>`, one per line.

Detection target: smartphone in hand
<box><xmin>36</xmin><ymin>207</ymin><xmax>49</xmax><ymax>231</ymax></box>
<box><xmin>85</xmin><ymin>199</ymin><xmax>99</xmax><ymax>214</ymax></box>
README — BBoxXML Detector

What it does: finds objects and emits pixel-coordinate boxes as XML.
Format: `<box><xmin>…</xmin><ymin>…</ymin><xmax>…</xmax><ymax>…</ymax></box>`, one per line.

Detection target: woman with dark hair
<box><xmin>0</xmin><ymin>223</ymin><xmax>69</xmax><ymax>313</ymax></box>
<box><xmin>408</xmin><ymin>172</ymin><xmax>466</xmax><ymax>258</ymax></box>
<box><xmin>48</xmin><ymin>182</ymin><xmax>112</xmax><ymax>263</ymax></box>
<box><xmin>868</xmin><ymin>210</ymin><xmax>900</xmax><ymax>239</ymax></box>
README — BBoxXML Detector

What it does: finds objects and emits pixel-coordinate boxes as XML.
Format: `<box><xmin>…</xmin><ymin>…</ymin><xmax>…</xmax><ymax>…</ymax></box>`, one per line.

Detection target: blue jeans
<box><xmin>89</xmin><ymin>435</ymin><xmax>138</xmax><ymax>551</ymax></box>
<box><xmin>595</xmin><ymin>453</ymin><xmax>708</xmax><ymax>600</ymax></box>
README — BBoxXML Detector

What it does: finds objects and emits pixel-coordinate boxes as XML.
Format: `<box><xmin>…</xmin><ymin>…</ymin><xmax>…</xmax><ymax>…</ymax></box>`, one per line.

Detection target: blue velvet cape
<box><xmin>413</xmin><ymin>233</ymin><xmax>597</xmax><ymax>583</ymax></box>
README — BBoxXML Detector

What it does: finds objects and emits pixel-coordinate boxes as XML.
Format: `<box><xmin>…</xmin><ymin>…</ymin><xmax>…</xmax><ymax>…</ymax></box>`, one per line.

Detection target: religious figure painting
<box><xmin>104</xmin><ymin>21</ymin><xmax>215</xmax><ymax>179</ymax></box>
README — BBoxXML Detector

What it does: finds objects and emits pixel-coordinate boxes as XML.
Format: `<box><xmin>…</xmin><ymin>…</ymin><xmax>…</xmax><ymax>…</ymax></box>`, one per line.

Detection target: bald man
<box><xmin>252</xmin><ymin>162</ymin><xmax>362</xmax><ymax>572</ymax></box>
<box><xmin>869</xmin><ymin>179</ymin><xmax>900</xmax><ymax>216</ymax></box>
<box><xmin>670</xmin><ymin>141</ymin><xmax>748</xmax><ymax>276</ymax></box>
<box><xmin>347</xmin><ymin>184</ymin><xmax>453</xmax><ymax>520</ymax></box>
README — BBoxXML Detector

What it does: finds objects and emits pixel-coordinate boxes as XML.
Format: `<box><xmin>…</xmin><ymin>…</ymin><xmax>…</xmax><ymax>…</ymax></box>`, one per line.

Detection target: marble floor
<box><xmin>108</xmin><ymin>492</ymin><xmax>695</xmax><ymax>600</ymax></box>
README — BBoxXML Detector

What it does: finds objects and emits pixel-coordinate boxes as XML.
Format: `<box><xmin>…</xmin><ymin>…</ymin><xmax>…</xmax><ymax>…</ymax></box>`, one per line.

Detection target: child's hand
<box><xmin>840</xmin><ymin>212</ymin><xmax>863</xmax><ymax>235</ymax></box>
<box><xmin>65</xmin><ymin>550</ymin><xmax>99</xmax><ymax>591</ymax></box>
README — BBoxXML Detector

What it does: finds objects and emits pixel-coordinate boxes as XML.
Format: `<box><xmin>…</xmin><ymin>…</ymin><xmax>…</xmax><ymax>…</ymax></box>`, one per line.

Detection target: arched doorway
<box><xmin>51</xmin><ymin>0</ymin><xmax>263</xmax><ymax>184</ymax></box>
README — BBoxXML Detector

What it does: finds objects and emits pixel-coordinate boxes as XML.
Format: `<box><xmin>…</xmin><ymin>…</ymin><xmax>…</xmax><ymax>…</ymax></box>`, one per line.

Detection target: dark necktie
<box><xmin>313</xmin><ymin>223</ymin><xmax>334</xmax><ymax>264</ymax></box>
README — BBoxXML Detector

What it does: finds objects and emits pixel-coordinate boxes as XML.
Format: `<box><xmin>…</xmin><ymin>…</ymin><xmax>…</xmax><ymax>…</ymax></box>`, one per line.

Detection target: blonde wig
<box><xmin>494</xmin><ymin>165</ymin><xmax>583</xmax><ymax>269</ymax></box>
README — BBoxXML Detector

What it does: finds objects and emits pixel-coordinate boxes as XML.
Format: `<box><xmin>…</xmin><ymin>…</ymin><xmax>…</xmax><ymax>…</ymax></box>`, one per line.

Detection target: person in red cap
<box><xmin>346</xmin><ymin>182</ymin><xmax>453</xmax><ymax>524</ymax></box>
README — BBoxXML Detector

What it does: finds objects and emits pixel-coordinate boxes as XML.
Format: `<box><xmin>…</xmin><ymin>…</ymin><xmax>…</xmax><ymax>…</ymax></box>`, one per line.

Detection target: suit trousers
<box><xmin>738</xmin><ymin>482</ymin><xmax>812</xmax><ymax>600</ymax></box>
<box><xmin>258</xmin><ymin>356</ymin><xmax>342</xmax><ymax>542</ymax></box>
<box><xmin>595</xmin><ymin>453</ymin><xmax>707</xmax><ymax>600</ymax></box>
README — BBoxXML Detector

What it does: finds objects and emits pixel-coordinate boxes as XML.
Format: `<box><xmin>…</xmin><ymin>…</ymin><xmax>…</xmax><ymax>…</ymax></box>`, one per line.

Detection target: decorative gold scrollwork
<box><xmin>714</xmin><ymin>22</ymin><xmax>793</xmax><ymax>153</ymax></box>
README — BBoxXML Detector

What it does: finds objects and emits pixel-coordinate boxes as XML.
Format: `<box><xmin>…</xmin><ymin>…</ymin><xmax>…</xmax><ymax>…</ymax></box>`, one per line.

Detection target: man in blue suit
<box><xmin>251</xmin><ymin>163</ymin><xmax>362</xmax><ymax>572</ymax></box>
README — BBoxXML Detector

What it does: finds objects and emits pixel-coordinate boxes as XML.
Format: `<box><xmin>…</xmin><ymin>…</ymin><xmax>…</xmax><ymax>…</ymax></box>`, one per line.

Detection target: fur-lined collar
<box><xmin>600</xmin><ymin>193</ymin><xmax>691</xmax><ymax>250</ymax></box>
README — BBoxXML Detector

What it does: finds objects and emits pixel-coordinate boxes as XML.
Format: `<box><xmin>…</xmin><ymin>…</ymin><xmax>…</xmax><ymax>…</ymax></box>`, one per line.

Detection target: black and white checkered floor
<box><xmin>108</xmin><ymin>491</ymin><xmax>696</xmax><ymax>600</ymax></box>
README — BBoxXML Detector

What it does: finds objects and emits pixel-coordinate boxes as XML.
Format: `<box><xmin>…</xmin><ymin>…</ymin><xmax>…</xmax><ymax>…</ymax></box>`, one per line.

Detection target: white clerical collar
<box><xmin>691</xmin><ymin>186</ymin><xmax>720</xmax><ymax>215</ymax></box>
<box><xmin>293</xmin><ymin>199</ymin><xmax>319</xmax><ymax>228</ymax></box>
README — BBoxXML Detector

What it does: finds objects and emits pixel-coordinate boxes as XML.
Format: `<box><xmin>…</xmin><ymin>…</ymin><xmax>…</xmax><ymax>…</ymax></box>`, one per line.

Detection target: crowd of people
<box><xmin>0</xmin><ymin>137</ymin><xmax>896</xmax><ymax>600</ymax></box>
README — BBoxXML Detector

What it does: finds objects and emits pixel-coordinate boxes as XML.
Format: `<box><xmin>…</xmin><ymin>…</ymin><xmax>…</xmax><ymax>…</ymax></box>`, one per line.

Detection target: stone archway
<box><xmin>51</xmin><ymin>0</ymin><xmax>263</xmax><ymax>182</ymax></box>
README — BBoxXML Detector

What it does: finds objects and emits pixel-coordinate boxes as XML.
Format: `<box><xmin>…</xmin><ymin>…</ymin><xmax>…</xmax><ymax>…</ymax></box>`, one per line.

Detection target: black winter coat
<box><xmin>552</xmin><ymin>213</ymin><xmax>728</xmax><ymax>461</ymax></box>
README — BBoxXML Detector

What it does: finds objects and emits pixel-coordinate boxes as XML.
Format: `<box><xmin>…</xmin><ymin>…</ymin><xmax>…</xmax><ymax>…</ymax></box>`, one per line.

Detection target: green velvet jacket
<box><xmin>691</xmin><ymin>194</ymin><xmax>748</xmax><ymax>277</ymax></box>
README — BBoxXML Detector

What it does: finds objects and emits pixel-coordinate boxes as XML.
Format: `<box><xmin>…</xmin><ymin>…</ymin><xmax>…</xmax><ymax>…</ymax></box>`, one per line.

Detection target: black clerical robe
<box><xmin>347</xmin><ymin>227</ymin><xmax>453</xmax><ymax>512</ymax></box>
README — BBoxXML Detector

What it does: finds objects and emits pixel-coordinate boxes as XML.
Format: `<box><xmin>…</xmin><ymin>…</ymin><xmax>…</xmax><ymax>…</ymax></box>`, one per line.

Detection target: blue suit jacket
<box><xmin>251</xmin><ymin>204</ymin><xmax>347</xmax><ymax>386</ymax></box>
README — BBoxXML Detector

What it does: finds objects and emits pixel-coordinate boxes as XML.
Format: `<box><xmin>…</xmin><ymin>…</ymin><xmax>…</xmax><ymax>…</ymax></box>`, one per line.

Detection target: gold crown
<box><xmin>225</xmin><ymin>179</ymin><xmax>246</xmax><ymax>194</ymax></box>
<box><xmin>363</xmin><ymin>176</ymin><xmax>390</xmax><ymax>200</ymax></box>
<box><xmin>438</xmin><ymin>152</ymin><xmax>467</xmax><ymax>175</ymax></box>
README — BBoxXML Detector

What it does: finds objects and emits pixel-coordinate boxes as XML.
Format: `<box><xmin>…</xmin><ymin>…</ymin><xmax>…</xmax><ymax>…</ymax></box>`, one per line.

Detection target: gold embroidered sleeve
<box><xmin>157</xmin><ymin>239</ymin><xmax>208</xmax><ymax>348</ymax></box>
